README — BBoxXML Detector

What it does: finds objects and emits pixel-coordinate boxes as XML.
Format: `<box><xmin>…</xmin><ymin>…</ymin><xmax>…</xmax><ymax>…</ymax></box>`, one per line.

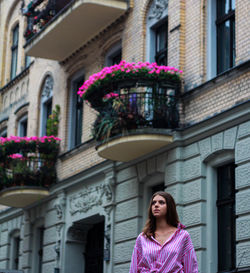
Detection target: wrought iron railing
<box><xmin>23</xmin><ymin>0</ymin><xmax>72</xmax><ymax>39</ymax></box>
<box><xmin>92</xmin><ymin>83</ymin><xmax>179</xmax><ymax>141</ymax></box>
<box><xmin>0</xmin><ymin>137</ymin><xmax>60</xmax><ymax>191</ymax></box>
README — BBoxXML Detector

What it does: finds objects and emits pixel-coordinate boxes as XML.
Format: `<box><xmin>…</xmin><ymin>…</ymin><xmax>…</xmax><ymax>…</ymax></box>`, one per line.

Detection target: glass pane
<box><xmin>156</xmin><ymin>24</ymin><xmax>167</xmax><ymax>52</ymax></box>
<box><xmin>231</xmin><ymin>0</ymin><xmax>235</xmax><ymax>10</ymax></box>
<box><xmin>218</xmin><ymin>204</ymin><xmax>234</xmax><ymax>271</ymax></box>
<box><xmin>218</xmin><ymin>164</ymin><xmax>234</xmax><ymax>199</ymax></box>
<box><xmin>13</xmin><ymin>25</ymin><xmax>19</xmax><ymax>45</ymax></box>
<box><xmin>217</xmin><ymin>0</ymin><xmax>230</xmax><ymax>16</ymax></box>
<box><xmin>217</xmin><ymin>20</ymin><xmax>230</xmax><ymax>74</ymax></box>
<box><xmin>11</xmin><ymin>49</ymin><xmax>18</xmax><ymax>79</ymax></box>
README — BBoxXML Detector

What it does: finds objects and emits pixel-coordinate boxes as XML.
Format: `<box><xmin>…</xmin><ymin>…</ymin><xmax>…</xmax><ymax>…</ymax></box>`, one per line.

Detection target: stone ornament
<box><xmin>149</xmin><ymin>0</ymin><xmax>169</xmax><ymax>20</ymax></box>
<box><xmin>69</xmin><ymin>183</ymin><xmax>112</xmax><ymax>215</ymax></box>
<box><xmin>42</xmin><ymin>75</ymin><xmax>53</xmax><ymax>98</ymax></box>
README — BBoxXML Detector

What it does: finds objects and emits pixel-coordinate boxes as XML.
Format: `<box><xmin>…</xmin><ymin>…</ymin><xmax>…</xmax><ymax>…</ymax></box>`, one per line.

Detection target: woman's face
<box><xmin>151</xmin><ymin>195</ymin><xmax>167</xmax><ymax>218</ymax></box>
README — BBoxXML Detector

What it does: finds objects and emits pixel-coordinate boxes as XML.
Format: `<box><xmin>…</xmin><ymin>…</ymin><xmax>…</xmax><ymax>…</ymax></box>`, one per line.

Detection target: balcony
<box><xmin>23</xmin><ymin>0</ymin><xmax>129</xmax><ymax>61</ymax></box>
<box><xmin>0</xmin><ymin>136</ymin><xmax>60</xmax><ymax>207</ymax></box>
<box><xmin>78</xmin><ymin>61</ymin><xmax>181</xmax><ymax>162</ymax></box>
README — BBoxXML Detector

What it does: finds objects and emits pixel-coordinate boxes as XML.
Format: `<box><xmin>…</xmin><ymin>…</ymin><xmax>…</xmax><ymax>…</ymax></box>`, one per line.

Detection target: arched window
<box><xmin>146</xmin><ymin>0</ymin><xmax>168</xmax><ymax>65</ymax></box>
<box><xmin>205</xmin><ymin>151</ymin><xmax>236</xmax><ymax>272</ymax></box>
<box><xmin>105</xmin><ymin>42</ymin><xmax>122</xmax><ymax>66</ymax></box>
<box><xmin>40</xmin><ymin>76</ymin><xmax>53</xmax><ymax>136</ymax></box>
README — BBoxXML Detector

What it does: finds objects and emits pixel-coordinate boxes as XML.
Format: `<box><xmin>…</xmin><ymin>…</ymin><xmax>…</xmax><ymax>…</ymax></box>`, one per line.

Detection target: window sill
<box><xmin>0</xmin><ymin>61</ymin><xmax>34</xmax><ymax>93</ymax></box>
<box><xmin>58</xmin><ymin>138</ymin><xmax>95</xmax><ymax>161</ymax></box>
<box><xmin>182</xmin><ymin>59</ymin><xmax>250</xmax><ymax>99</ymax></box>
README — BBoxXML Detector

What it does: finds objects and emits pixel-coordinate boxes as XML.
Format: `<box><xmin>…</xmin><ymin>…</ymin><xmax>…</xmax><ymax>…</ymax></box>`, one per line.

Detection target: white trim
<box><xmin>68</xmin><ymin>69</ymin><xmax>85</xmax><ymax>150</ymax></box>
<box><xmin>205</xmin><ymin>151</ymin><xmax>234</xmax><ymax>273</ymax></box>
<box><xmin>207</xmin><ymin>0</ymin><xmax>217</xmax><ymax>80</ymax></box>
<box><xmin>39</xmin><ymin>75</ymin><xmax>53</xmax><ymax>136</ymax></box>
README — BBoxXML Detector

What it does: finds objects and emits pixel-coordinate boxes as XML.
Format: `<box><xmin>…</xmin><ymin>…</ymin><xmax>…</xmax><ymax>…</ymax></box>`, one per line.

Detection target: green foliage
<box><xmin>46</xmin><ymin>104</ymin><xmax>60</xmax><ymax>136</ymax></box>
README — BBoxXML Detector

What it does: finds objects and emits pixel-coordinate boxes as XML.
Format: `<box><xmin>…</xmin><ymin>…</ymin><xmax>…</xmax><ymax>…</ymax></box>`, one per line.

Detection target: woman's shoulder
<box><xmin>177</xmin><ymin>223</ymin><xmax>192</xmax><ymax>240</ymax></box>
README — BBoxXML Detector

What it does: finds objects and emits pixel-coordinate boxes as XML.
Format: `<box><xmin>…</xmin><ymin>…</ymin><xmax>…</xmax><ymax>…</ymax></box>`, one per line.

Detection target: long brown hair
<box><xmin>142</xmin><ymin>191</ymin><xmax>180</xmax><ymax>238</ymax></box>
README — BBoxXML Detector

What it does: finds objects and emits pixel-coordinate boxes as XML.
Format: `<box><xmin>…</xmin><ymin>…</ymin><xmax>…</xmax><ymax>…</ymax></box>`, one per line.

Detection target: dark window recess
<box><xmin>38</xmin><ymin>227</ymin><xmax>44</xmax><ymax>273</ymax></box>
<box><xmin>11</xmin><ymin>24</ymin><xmax>19</xmax><ymax>80</ymax></box>
<box><xmin>111</xmin><ymin>50</ymin><xmax>122</xmax><ymax>65</ymax></box>
<box><xmin>85</xmin><ymin>221</ymin><xmax>104</xmax><ymax>273</ymax></box>
<box><xmin>20</xmin><ymin>118</ymin><xmax>28</xmax><ymax>137</ymax></box>
<box><xmin>74</xmin><ymin>78</ymin><xmax>84</xmax><ymax>147</ymax></box>
<box><xmin>216</xmin><ymin>0</ymin><xmax>235</xmax><ymax>74</ymax></box>
<box><xmin>151</xmin><ymin>183</ymin><xmax>165</xmax><ymax>195</ymax></box>
<box><xmin>45</xmin><ymin>99</ymin><xmax>52</xmax><ymax>135</ymax></box>
<box><xmin>217</xmin><ymin>163</ymin><xmax>236</xmax><ymax>272</ymax></box>
<box><xmin>14</xmin><ymin>236</ymin><xmax>20</xmax><ymax>269</ymax></box>
<box><xmin>155</xmin><ymin>21</ymin><xmax>168</xmax><ymax>65</ymax></box>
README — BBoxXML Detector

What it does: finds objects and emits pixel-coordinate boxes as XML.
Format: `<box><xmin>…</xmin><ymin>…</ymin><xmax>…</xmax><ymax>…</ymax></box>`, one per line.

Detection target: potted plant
<box><xmin>77</xmin><ymin>60</ymin><xmax>182</xmax><ymax>109</ymax></box>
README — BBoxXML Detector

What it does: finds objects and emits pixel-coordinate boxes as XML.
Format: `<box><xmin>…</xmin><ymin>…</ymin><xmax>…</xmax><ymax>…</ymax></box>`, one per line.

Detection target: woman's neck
<box><xmin>155</xmin><ymin>218</ymin><xmax>172</xmax><ymax>232</ymax></box>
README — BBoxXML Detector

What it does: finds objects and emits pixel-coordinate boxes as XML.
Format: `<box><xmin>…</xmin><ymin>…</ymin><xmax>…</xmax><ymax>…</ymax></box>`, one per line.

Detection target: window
<box><xmin>9</xmin><ymin>231</ymin><xmax>20</xmax><ymax>270</ymax></box>
<box><xmin>146</xmin><ymin>0</ymin><xmax>168</xmax><ymax>63</ymax></box>
<box><xmin>217</xmin><ymin>163</ymin><xmax>236</xmax><ymax>272</ymax></box>
<box><xmin>40</xmin><ymin>76</ymin><xmax>53</xmax><ymax>136</ymax></box>
<box><xmin>154</xmin><ymin>21</ymin><xmax>168</xmax><ymax>65</ymax></box>
<box><xmin>32</xmin><ymin>226</ymin><xmax>44</xmax><ymax>273</ymax></box>
<box><xmin>0</xmin><ymin>128</ymin><xmax>7</xmax><ymax>137</ymax></box>
<box><xmin>11</xmin><ymin>24</ymin><xmax>19</xmax><ymax>80</ymax></box>
<box><xmin>105</xmin><ymin>43</ymin><xmax>122</xmax><ymax>66</ymax></box>
<box><xmin>18</xmin><ymin>115</ymin><xmax>28</xmax><ymax>137</ymax></box>
<box><xmin>216</xmin><ymin>0</ymin><xmax>235</xmax><ymax>74</ymax></box>
<box><xmin>151</xmin><ymin>183</ymin><xmax>165</xmax><ymax>195</ymax></box>
<box><xmin>69</xmin><ymin>73</ymin><xmax>84</xmax><ymax>149</ymax></box>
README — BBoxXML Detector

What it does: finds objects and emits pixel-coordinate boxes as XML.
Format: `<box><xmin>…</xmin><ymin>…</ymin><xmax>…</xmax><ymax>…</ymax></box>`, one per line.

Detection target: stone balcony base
<box><xmin>0</xmin><ymin>187</ymin><xmax>49</xmax><ymax>208</ymax></box>
<box><xmin>97</xmin><ymin>131</ymin><xmax>173</xmax><ymax>162</ymax></box>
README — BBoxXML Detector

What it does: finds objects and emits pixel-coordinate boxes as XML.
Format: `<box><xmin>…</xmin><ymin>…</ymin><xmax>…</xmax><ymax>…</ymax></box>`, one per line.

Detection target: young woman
<box><xmin>129</xmin><ymin>191</ymin><xmax>198</xmax><ymax>273</ymax></box>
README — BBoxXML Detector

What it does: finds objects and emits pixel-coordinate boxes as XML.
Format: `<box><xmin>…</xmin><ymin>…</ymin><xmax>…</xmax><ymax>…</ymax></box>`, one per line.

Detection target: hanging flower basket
<box><xmin>0</xmin><ymin>136</ymin><xmax>61</xmax><ymax>191</ymax></box>
<box><xmin>77</xmin><ymin>61</ymin><xmax>182</xmax><ymax>109</ymax></box>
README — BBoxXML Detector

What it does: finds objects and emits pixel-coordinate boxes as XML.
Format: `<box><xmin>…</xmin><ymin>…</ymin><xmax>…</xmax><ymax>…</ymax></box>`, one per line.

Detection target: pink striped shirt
<box><xmin>129</xmin><ymin>223</ymin><xmax>198</xmax><ymax>273</ymax></box>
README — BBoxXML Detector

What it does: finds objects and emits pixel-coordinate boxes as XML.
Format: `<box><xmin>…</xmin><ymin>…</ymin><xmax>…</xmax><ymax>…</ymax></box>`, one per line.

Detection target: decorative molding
<box><xmin>69</xmin><ymin>183</ymin><xmax>112</xmax><ymax>215</ymax></box>
<box><xmin>42</xmin><ymin>76</ymin><xmax>53</xmax><ymax>98</ymax></box>
<box><xmin>148</xmin><ymin>0</ymin><xmax>168</xmax><ymax>20</ymax></box>
<box><xmin>54</xmin><ymin>195</ymin><xmax>66</xmax><ymax>220</ymax></box>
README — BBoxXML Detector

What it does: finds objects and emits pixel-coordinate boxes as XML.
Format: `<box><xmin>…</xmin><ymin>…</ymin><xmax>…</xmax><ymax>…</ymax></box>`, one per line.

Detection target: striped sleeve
<box><xmin>183</xmin><ymin>248</ymin><xmax>199</xmax><ymax>273</ymax></box>
<box><xmin>129</xmin><ymin>236</ymin><xmax>142</xmax><ymax>273</ymax></box>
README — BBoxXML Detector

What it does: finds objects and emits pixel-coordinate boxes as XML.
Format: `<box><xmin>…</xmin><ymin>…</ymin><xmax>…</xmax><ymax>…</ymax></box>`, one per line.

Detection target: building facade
<box><xmin>0</xmin><ymin>0</ymin><xmax>249</xmax><ymax>273</ymax></box>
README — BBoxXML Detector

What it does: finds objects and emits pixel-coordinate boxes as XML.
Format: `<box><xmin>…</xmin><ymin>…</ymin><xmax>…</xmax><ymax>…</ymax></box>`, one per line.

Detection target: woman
<box><xmin>129</xmin><ymin>191</ymin><xmax>198</xmax><ymax>273</ymax></box>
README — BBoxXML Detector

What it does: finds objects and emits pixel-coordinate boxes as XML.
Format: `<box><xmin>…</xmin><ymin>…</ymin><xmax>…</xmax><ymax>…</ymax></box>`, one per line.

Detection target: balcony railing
<box><xmin>77</xmin><ymin>61</ymin><xmax>182</xmax><ymax>161</ymax></box>
<box><xmin>23</xmin><ymin>0</ymin><xmax>128</xmax><ymax>60</ymax></box>
<box><xmin>23</xmin><ymin>0</ymin><xmax>72</xmax><ymax>40</ymax></box>
<box><xmin>93</xmin><ymin>84</ymin><xmax>179</xmax><ymax>142</ymax></box>
<box><xmin>0</xmin><ymin>136</ymin><xmax>60</xmax><ymax>207</ymax></box>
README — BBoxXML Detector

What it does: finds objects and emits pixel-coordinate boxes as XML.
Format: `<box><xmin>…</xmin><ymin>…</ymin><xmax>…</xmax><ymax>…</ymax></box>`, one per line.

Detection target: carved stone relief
<box><xmin>69</xmin><ymin>183</ymin><xmax>112</xmax><ymax>215</ymax></box>
<box><xmin>42</xmin><ymin>76</ymin><xmax>53</xmax><ymax>98</ymax></box>
<box><xmin>148</xmin><ymin>0</ymin><xmax>169</xmax><ymax>20</ymax></box>
<box><xmin>54</xmin><ymin>195</ymin><xmax>66</xmax><ymax>220</ymax></box>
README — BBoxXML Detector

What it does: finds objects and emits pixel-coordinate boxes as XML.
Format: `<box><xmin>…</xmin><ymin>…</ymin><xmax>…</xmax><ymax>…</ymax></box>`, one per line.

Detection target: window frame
<box><xmin>146</xmin><ymin>0</ymin><xmax>168</xmax><ymax>63</ymax></box>
<box><xmin>105</xmin><ymin>43</ymin><xmax>122</xmax><ymax>66</ymax></box>
<box><xmin>9</xmin><ymin>230</ymin><xmax>20</xmax><ymax>270</ymax></box>
<box><xmin>40</xmin><ymin>75</ymin><xmax>54</xmax><ymax>136</ymax></box>
<box><xmin>10</xmin><ymin>24</ymin><xmax>19</xmax><ymax>80</ymax></box>
<box><xmin>216</xmin><ymin>0</ymin><xmax>235</xmax><ymax>75</ymax></box>
<box><xmin>68</xmin><ymin>71</ymin><xmax>85</xmax><ymax>149</ymax></box>
<box><xmin>18</xmin><ymin>114</ymin><xmax>28</xmax><ymax>137</ymax></box>
<box><xmin>217</xmin><ymin>163</ymin><xmax>236</xmax><ymax>272</ymax></box>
